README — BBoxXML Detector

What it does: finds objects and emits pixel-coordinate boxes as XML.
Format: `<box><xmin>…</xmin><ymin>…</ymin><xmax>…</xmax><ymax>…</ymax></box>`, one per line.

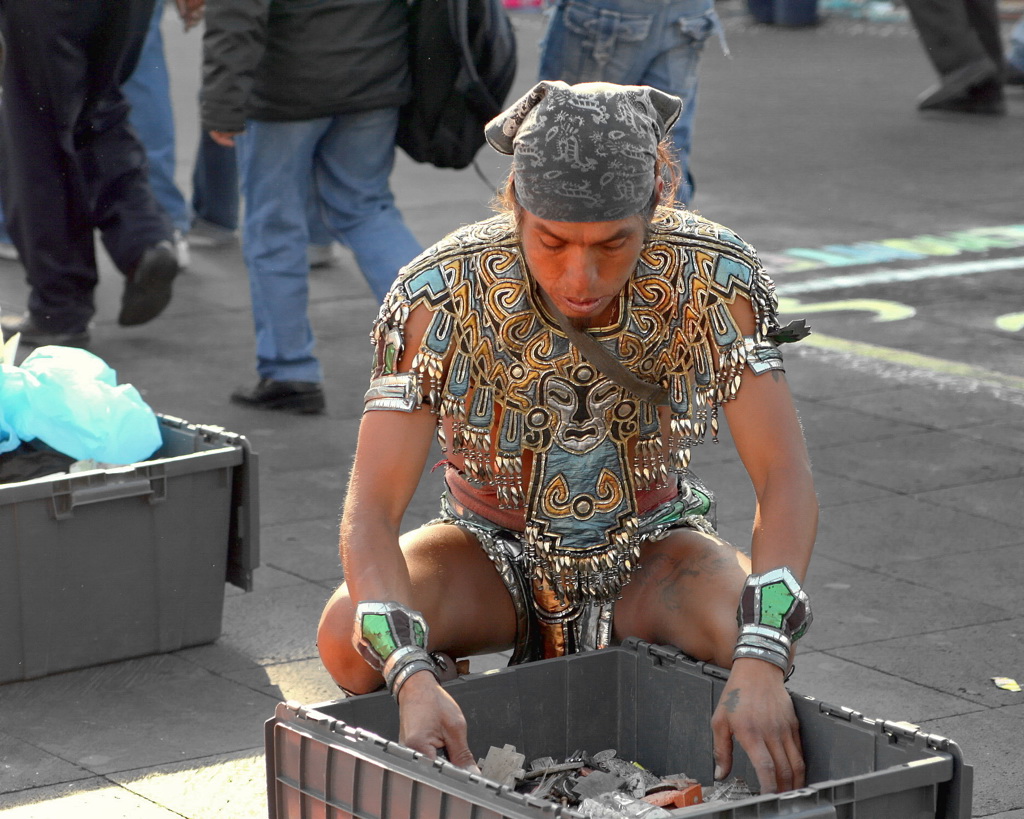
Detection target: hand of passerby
<box><xmin>174</xmin><ymin>0</ymin><xmax>205</xmax><ymax>31</ymax></box>
<box><xmin>710</xmin><ymin>658</ymin><xmax>805</xmax><ymax>794</ymax></box>
<box><xmin>209</xmin><ymin>130</ymin><xmax>241</xmax><ymax>148</ymax></box>
<box><xmin>397</xmin><ymin>670</ymin><xmax>480</xmax><ymax>773</ymax></box>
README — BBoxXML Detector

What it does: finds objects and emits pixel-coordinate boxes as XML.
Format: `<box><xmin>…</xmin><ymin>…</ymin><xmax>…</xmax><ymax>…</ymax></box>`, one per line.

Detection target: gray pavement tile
<box><xmin>796</xmin><ymin>398</ymin><xmax>927</xmax><ymax>448</ymax></box>
<box><xmin>781</xmin><ymin>349</ymin><xmax>896</xmax><ymax>401</ymax></box>
<box><xmin>810</xmin><ymin>470</ymin><xmax>893</xmax><ymax>508</ymax></box>
<box><xmin>259</xmin><ymin>517</ymin><xmax>344</xmax><ymax>584</ymax></box>
<box><xmin>951</xmin><ymin>419</ymin><xmax>1024</xmax><ymax>455</ymax></box>
<box><xmin>921</xmin><ymin>704</ymin><xmax>1024</xmax><ymax>818</ymax></box>
<box><xmin>916</xmin><ymin>476</ymin><xmax>1024</xmax><ymax>529</ymax></box>
<box><xmin>685</xmin><ymin>459</ymin><xmax>755</xmax><ymax>523</ymax></box>
<box><xmin>809</xmin><ymin>429</ymin><xmax>1023</xmax><ymax>495</ymax></box>
<box><xmin>223</xmin><ymin>564</ymin><xmax>313</xmax><ymax>596</ymax></box>
<box><xmin>829</xmin><ymin>617</ymin><xmax>1024</xmax><ymax>709</ymax></box>
<box><xmin>799</xmin><ymin>555</ymin><xmax>1010</xmax><ymax>652</ymax></box>
<box><xmin>790</xmin><ymin>651</ymin><xmax>982</xmax><ymax>725</ymax></box>
<box><xmin>886</xmin><ymin>541</ymin><xmax>1024</xmax><ymax>614</ymax></box>
<box><xmin>110</xmin><ymin>749</ymin><xmax>267</xmax><ymax>819</ymax></box>
<box><xmin>812</xmin><ymin>494</ymin><xmax>1020</xmax><ymax>568</ymax></box>
<box><xmin>259</xmin><ymin>466</ymin><xmax>348</xmax><ymax>526</ymax></box>
<box><xmin>0</xmin><ymin>654</ymin><xmax>278</xmax><ymax>776</ymax></box>
<box><xmin>0</xmin><ymin>777</ymin><xmax>184</xmax><ymax>817</ymax></box>
<box><xmin>223</xmin><ymin>659</ymin><xmax>342</xmax><ymax>706</ymax></box>
<box><xmin>201</xmin><ymin>582</ymin><xmax>330</xmax><ymax>670</ymax></box>
<box><xmin>819</xmin><ymin>383</ymin><xmax>1020</xmax><ymax>431</ymax></box>
<box><xmin>232</xmin><ymin>416</ymin><xmax>356</xmax><ymax>475</ymax></box>
<box><xmin>0</xmin><ymin>731</ymin><xmax>91</xmax><ymax>794</ymax></box>
<box><xmin>790</xmin><ymin>651</ymin><xmax>983</xmax><ymax>724</ymax></box>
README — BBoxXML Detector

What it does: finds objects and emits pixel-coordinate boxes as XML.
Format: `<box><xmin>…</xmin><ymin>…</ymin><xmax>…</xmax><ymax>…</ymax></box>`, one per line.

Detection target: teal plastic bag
<box><xmin>0</xmin><ymin>346</ymin><xmax>161</xmax><ymax>464</ymax></box>
<box><xmin>0</xmin><ymin>402</ymin><xmax>18</xmax><ymax>454</ymax></box>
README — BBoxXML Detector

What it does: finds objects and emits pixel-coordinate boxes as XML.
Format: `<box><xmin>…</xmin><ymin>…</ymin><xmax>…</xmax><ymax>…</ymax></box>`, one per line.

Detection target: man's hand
<box><xmin>174</xmin><ymin>0</ymin><xmax>205</xmax><ymax>31</ymax></box>
<box><xmin>710</xmin><ymin>658</ymin><xmax>805</xmax><ymax>794</ymax></box>
<box><xmin>209</xmin><ymin>130</ymin><xmax>241</xmax><ymax>148</ymax></box>
<box><xmin>397</xmin><ymin>670</ymin><xmax>480</xmax><ymax>772</ymax></box>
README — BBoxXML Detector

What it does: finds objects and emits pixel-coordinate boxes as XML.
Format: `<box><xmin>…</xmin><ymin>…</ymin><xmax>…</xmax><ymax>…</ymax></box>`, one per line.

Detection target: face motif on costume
<box><xmin>543</xmin><ymin>364</ymin><xmax>619</xmax><ymax>455</ymax></box>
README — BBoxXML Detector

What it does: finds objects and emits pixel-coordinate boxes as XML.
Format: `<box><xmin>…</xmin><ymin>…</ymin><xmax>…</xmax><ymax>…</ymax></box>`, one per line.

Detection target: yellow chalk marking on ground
<box><xmin>799</xmin><ymin>332</ymin><xmax>1024</xmax><ymax>393</ymax></box>
<box><xmin>778</xmin><ymin>297</ymin><xmax>916</xmax><ymax>323</ymax></box>
<box><xmin>995</xmin><ymin>312</ymin><xmax>1024</xmax><ymax>333</ymax></box>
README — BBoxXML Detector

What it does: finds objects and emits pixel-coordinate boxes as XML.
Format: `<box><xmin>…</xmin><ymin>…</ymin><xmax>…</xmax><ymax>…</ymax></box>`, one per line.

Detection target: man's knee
<box><xmin>317</xmin><ymin>585</ymin><xmax>383</xmax><ymax>695</ymax></box>
<box><xmin>617</xmin><ymin>529</ymin><xmax>747</xmax><ymax>664</ymax></box>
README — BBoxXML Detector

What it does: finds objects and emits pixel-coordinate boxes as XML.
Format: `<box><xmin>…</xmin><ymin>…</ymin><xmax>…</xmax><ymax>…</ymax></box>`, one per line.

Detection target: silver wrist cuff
<box><xmin>733</xmin><ymin>644</ymin><xmax>790</xmax><ymax>675</ymax></box>
<box><xmin>389</xmin><ymin>653</ymin><xmax>440</xmax><ymax>702</ymax></box>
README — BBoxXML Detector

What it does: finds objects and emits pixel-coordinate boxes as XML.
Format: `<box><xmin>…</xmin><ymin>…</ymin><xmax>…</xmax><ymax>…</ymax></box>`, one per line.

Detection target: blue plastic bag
<box><xmin>0</xmin><ymin>346</ymin><xmax>162</xmax><ymax>464</ymax></box>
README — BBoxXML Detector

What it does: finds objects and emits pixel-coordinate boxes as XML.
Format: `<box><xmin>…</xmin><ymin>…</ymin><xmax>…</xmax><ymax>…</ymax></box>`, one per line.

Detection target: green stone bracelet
<box><xmin>354</xmin><ymin>600</ymin><xmax>429</xmax><ymax>673</ymax></box>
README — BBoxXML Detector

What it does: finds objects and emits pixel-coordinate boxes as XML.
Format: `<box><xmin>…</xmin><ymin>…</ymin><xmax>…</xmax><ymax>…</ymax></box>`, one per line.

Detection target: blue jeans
<box><xmin>538</xmin><ymin>0</ymin><xmax>722</xmax><ymax>205</ymax></box>
<box><xmin>191</xmin><ymin>126</ymin><xmax>333</xmax><ymax>246</ymax></box>
<box><xmin>235</xmin><ymin>108</ymin><xmax>422</xmax><ymax>382</ymax></box>
<box><xmin>190</xmin><ymin>131</ymin><xmax>239</xmax><ymax>232</ymax></box>
<box><xmin>122</xmin><ymin>0</ymin><xmax>190</xmax><ymax>233</ymax></box>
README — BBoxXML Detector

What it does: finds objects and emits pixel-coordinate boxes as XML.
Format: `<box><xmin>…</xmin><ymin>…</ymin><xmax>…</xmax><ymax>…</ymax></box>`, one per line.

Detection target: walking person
<box><xmin>537</xmin><ymin>0</ymin><xmax>724</xmax><ymax>204</ymax></box>
<box><xmin>903</xmin><ymin>0</ymin><xmax>1006</xmax><ymax>114</ymax></box>
<box><xmin>202</xmin><ymin>0</ymin><xmax>423</xmax><ymax>413</ymax></box>
<box><xmin>0</xmin><ymin>0</ymin><xmax>182</xmax><ymax>348</ymax></box>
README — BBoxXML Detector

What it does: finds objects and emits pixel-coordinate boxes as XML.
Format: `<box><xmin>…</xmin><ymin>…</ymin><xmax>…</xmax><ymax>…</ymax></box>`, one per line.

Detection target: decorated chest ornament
<box><xmin>362</xmin><ymin>208</ymin><xmax>808</xmax><ymax>609</ymax></box>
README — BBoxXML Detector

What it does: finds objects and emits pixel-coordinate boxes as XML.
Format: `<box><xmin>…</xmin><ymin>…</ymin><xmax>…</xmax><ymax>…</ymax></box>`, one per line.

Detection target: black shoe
<box><xmin>230</xmin><ymin>378</ymin><xmax>326</xmax><ymax>414</ymax></box>
<box><xmin>0</xmin><ymin>312</ymin><xmax>90</xmax><ymax>347</ymax></box>
<box><xmin>922</xmin><ymin>77</ymin><xmax>1007</xmax><ymax>115</ymax></box>
<box><xmin>1006</xmin><ymin>64</ymin><xmax>1024</xmax><ymax>87</ymax></box>
<box><xmin>118</xmin><ymin>240</ymin><xmax>180</xmax><ymax>327</ymax></box>
<box><xmin>917</xmin><ymin>59</ymin><xmax>1001</xmax><ymax>111</ymax></box>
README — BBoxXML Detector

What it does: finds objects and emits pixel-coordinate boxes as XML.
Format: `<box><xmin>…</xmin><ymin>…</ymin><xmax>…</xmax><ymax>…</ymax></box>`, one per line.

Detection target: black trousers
<box><xmin>902</xmin><ymin>0</ymin><xmax>1004</xmax><ymax>78</ymax></box>
<box><xmin>0</xmin><ymin>0</ymin><xmax>172</xmax><ymax>333</ymax></box>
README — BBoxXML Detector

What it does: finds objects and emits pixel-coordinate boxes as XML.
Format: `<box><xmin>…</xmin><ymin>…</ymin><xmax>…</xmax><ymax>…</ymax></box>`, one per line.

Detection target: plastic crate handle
<box><xmin>50</xmin><ymin>471</ymin><xmax>167</xmax><ymax>520</ymax></box>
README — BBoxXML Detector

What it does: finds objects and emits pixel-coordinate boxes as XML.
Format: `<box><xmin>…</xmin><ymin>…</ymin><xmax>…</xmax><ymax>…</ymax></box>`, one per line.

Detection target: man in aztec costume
<box><xmin>318</xmin><ymin>81</ymin><xmax>818</xmax><ymax>795</ymax></box>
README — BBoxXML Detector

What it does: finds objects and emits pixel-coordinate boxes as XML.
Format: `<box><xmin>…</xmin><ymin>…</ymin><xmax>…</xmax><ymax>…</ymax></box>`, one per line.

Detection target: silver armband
<box><xmin>743</xmin><ymin>336</ymin><xmax>785</xmax><ymax>376</ymax></box>
<box><xmin>363</xmin><ymin>373</ymin><xmax>424</xmax><ymax>413</ymax></box>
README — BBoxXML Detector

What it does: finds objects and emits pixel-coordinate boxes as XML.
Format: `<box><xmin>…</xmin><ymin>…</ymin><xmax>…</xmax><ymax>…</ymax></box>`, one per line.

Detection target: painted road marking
<box><xmin>777</xmin><ymin>256</ymin><xmax>1024</xmax><ymax>295</ymax></box>
<box><xmin>778</xmin><ymin>297</ymin><xmax>916</xmax><ymax>322</ymax></box>
<box><xmin>798</xmin><ymin>332</ymin><xmax>1024</xmax><ymax>395</ymax></box>
<box><xmin>996</xmin><ymin>313</ymin><xmax>1024</xmax><ymax>333</ymax></box>
<box><xmin>769</xmin><ymin>224</ymin><xmax>1024</xmax><ymax>272</ymax></box>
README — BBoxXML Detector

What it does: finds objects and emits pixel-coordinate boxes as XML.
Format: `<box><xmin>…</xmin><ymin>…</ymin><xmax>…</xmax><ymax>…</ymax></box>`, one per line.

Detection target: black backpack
<box><xmin>397</xmin><ymin>0</ymin><xmax>518</xmax><ymax>170</ymax></box>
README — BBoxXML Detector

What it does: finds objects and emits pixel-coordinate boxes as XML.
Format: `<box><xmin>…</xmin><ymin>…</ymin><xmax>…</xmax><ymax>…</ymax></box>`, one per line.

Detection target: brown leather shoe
<box><xmin>230</xmin><ymin>378</ymin><xmax>326</xmax><ymax>414</ymax></box>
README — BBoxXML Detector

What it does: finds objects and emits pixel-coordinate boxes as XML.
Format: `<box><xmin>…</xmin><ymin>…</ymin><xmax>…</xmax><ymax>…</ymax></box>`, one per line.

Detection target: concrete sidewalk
<box><xmin>1</xmin><ymin>3</ymin><xmax>1022</xmax><ymax>817</ymax></box>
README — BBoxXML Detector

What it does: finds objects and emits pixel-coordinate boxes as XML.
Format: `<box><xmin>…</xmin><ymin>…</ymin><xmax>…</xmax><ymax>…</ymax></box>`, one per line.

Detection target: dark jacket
<box><xmin>201</xmin><ymin>0</ymin><xmax>411</xmax><ymax>132</ymax></box>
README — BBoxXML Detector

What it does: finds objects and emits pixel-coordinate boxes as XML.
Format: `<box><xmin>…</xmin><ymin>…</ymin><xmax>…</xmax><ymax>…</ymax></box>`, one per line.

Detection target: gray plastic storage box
<box><xmin>266</xmin><ymin>639</ymin><xmax>972</xmax><ymax>819</ymax></box>
<box><xmin>0</xmin><ymin>414</ymin><xmax>258</xmax><ymax>684</ymax></box>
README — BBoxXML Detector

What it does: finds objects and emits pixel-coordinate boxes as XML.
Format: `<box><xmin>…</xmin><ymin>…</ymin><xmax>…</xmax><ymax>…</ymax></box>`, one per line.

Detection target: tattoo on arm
<box><xmin>723</xmin><ymin>688</ymin><xmax>740</xmax><ymax>713</ymax></box>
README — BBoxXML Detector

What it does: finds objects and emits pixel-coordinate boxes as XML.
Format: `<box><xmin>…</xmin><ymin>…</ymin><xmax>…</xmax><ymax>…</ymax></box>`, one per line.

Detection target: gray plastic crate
<box><xmin>0</xmin><ymin>413</ymin><xmax>259</xmax><ymax>683</ymax></box>
<box><xmin>266</xmin><ymin>639</ymin><xmax>972</xmax><ymax>819</ymax></box>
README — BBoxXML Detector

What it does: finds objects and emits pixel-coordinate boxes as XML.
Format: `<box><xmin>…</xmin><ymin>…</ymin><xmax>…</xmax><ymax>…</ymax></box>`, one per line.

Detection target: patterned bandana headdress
<box><xmin>484</xmin><ymin>81</ymin><xmax>683</xmax><ymax>222</ymax></box>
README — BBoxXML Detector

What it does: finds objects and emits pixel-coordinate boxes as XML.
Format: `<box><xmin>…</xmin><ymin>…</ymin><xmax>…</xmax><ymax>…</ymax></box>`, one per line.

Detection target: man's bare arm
<box><xmin>711</xmin><ymin>298</ymin><xmax>818</xmax><ymax>794</ymax></box>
